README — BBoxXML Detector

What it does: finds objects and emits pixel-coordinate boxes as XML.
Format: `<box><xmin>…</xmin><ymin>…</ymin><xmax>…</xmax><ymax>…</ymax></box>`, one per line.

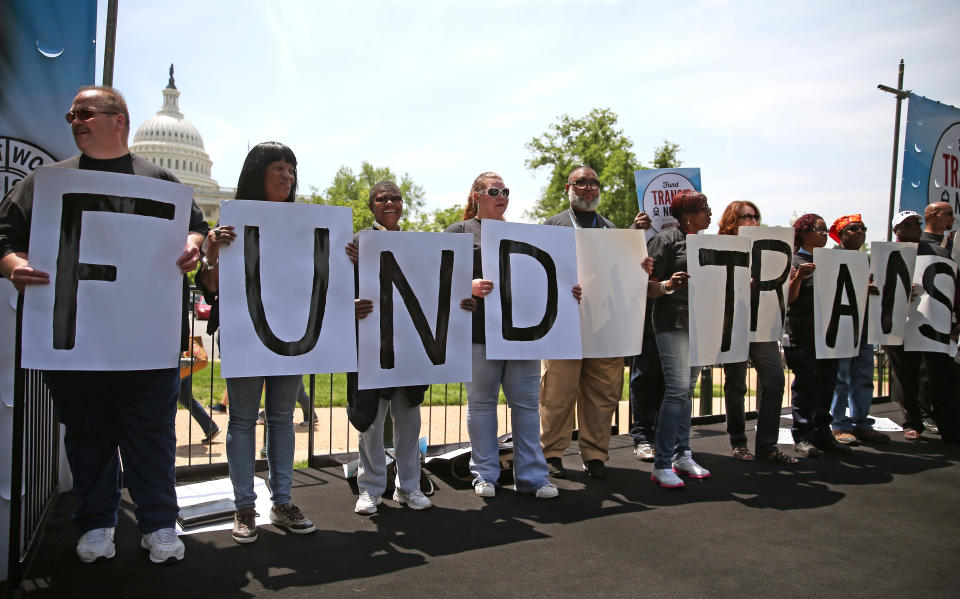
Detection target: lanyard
<box><xmin>567</xmin><ymin>208</ymin><xmax>599</xmax><ymax>229</ymax></box>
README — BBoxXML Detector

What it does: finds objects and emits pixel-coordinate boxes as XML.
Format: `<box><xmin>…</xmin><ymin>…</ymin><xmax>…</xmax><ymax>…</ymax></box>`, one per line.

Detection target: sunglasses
<box><xmin>813</xmin><ymin>227</ymin><xmax>828</xmax><ymax>233</ymax></box>
<box><xmin>65</xmin><ymin>108</ymin><xmax>118</xmax><ymax>123</ymax></box>
<box><xmin>845</xmin><ymin>225</ymin><xmax>867</xmax><ymax>233</ymax></box>
<box><xmin>739</xmin><ymin>213</ymin><xmax>758</xmax><ymax>221</ymax></box>
<box><xmin>374</xmin><ymin>194</ymin><xmax>402</xmax><ymax>204</ymax></box>
<box><xmin>478</xmin><ymin>187</ymin><xmax>510</xmax><ymax>198</ymax></box>
<box><xmin>570</xmin><ymin>178</ymin><xmax>601</xmax><ymax>190</ymax></box>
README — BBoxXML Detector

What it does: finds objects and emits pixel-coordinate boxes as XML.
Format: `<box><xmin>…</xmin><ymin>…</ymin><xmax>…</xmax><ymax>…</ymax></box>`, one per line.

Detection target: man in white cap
<box><xmin>884</xmin><ymin>210</ymin><xmax>927</xmax><ymax>440</ymax></box>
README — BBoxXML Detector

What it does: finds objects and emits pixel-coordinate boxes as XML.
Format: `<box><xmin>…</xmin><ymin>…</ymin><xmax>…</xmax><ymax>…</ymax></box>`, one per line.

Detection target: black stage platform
<box><xmin>18</xmin><ymin>403</ymin><xmax>960</xmax><ymax>598</ymax></box>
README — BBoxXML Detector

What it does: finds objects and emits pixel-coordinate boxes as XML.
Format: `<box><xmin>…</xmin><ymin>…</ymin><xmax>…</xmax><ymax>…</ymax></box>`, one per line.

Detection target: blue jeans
<box><xmin>831</xmin><ymin>343</ymin><xmax>875</xmax><ymax>431</ymax></box>
<box><xmin>225</xmin><ymin>375</ymin><xmax>301</xmax><ymax>509</ymax></box>
<box><xmin>179</xmin><ymin>376</ymin><xmax>216</xmax><ymax>435</ymax></box>
<box><xmin>653</xmin><ymin>330</ymin><xmax>699</xmax><ymax>470</ymax></box>
<box><xmin>464</xmin><ymin>344</ymin><xmax>550</xmax><ymax>493</ymax></box>
<box><xmin>44</xmin><ymin>368</ymin><xmax>180</xmax><ymax>534</ymax></box>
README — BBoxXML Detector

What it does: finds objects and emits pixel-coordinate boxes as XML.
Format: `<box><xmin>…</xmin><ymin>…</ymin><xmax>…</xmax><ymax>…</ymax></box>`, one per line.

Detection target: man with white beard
<box><xmin>539</xmin><ymin>165</ymin><xmax>652</xmax><ymax>479</ymax></box>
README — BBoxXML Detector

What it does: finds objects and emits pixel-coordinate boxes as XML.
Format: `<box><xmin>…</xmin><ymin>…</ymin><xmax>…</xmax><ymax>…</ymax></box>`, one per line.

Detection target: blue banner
<box><xmin>0</xmin><ymin>0</ymin><xmax>97</xmax><ymax>198</ymax></box>
<box><xmin>900</xmin><ymin>93</ymin><xmax>960</xmax><ymax>220</ymax></box>
<box><xmin>634</xmin><ymin>167</ymin><xmax>702</xmax><ymax>238</ymax></box>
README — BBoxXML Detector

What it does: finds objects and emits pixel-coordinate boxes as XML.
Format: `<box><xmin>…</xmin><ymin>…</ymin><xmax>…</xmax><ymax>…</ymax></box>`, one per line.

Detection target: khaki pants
<box><xmin>539</xmin><ymin>357</ymin><xmax>624</xmax><ymax>462</ymax></box>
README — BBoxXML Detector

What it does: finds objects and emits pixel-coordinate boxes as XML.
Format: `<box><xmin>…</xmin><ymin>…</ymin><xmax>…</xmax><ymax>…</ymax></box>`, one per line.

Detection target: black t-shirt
<box><xmin>445</xmin><ymin>217</ymin><xmax>485</xmax><ymax>344</ymax></box>
<box><xmin>784</xmin><ymin>249</ymin><xmax>815</xmax><ymax>348</ymax></box>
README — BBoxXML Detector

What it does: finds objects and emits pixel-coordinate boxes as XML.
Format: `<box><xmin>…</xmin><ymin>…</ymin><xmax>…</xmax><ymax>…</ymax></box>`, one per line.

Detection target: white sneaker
<box><xmin>76</xmin><ymin>527</ymin><xmax>115</xmax><ymax>563</ymax></box>
<box><xmin>140</xmin><ymin>527</ymin><xmax>184</xmax><ymax>564</ymax></box>
<box><xmin>534</xmin><ymin>483</ymin><xmax>559</xmax><ymax>499</ymax></box>
<box><xmin>672</xmin><ymin>450</ymin><xmax>711</xmax><ymax>479</ymax></box>
<box><xmin>355</xmin><ymin>491</ymin><xmax>382</xmax><ymax>515</ymax></box>
<box><xmin>393</xmin><ymin>489</ymin><xmax>433</xmax><ymax>510</ymax></box>
<box><xmin>474</xmin><ymin>482</ymin><xmax>496</xmax><ymax>497</ymax></box>
<box><xmin>634</xmin><ymin>442</ymin><xmax>655</xmax><ymax>462</ymax></box>
<box><xmin>651</xmin><ymin>468</ymin><xmax>685</xmax><ymax>488</ymax></box>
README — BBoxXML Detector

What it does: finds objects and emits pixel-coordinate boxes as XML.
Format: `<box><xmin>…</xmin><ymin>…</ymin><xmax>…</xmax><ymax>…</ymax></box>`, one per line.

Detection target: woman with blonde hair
<box><xmin>716</xmin><ymin>201</ymin><xmax>795</xmax><ymax>464</ymax></box>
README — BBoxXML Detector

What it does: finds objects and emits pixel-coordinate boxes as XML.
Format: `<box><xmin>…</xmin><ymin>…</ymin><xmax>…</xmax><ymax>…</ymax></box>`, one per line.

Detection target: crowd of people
<box><xmin>1</xmin><ymin>85</ymin><xmax>958</xmax><ymax>566</ymax></box>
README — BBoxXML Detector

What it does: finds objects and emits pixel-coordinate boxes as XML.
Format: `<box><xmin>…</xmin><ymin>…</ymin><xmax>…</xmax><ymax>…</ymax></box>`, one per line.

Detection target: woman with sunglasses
<box><xmin>646</xmin><ymin>190</ymin><xmax>713</xmax><ymax>488</ymax></box>
<box><xmin>196</xmin><ymin>142</ymin><xmax>316</xmax><ymax>544</ymax></box>
<box><xmin>444</xmin><ymin>172</ymin><xmax>563</xmax><ymax>499</ymax></box>
<box><xmin>717</xmin><ymin>201</ymin><xmax>795</xmax><ymax>464</ymax></box>
<box><xmin>783</xmin><ymin>214</ymin><xmax>850</xmax><ymax>458</ymax></box>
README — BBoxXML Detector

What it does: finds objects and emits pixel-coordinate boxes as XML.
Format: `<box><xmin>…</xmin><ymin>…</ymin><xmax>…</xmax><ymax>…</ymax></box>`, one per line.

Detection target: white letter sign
<box><xmin>813</xmin><ymin>248</ymin><xmax>870</xmax><ymax>359</ymax></box>
<box><xmin>481</xmin><ymin>220</ymin><xmax>581</xmax><ymax>360</ymax></box>
<box><xmin>739</xmin><ymin>226</ymin><xmax>794</xmax><ymax>343</ymax></box>
<box><xmin>687</xmin><ymin>234</ymin><xmax>751</xmax><ymax>366</ymax></box>
<box><xmin>22</xmin><ymin>168</ymin><xmax>192</xmax><ymax>370</ymax></box>
<box><xmin>575</xmin><ymin>229</ymin><xmax>649</xmax><ymax>358</ymax></box>
<box><xmin>217</xmin><ymin>201</ymin><xmax>356</xmax><ymax>377</ymax></box>
<box><xmin>868</xmin><ymin>242</ymin><xmax>917</xmax><ymax>345</ymax></box>
<box><xmin>357</xmin><ymin>231</ymin><xmax>473</xmax><ymax>389</ymax></box>
<box><xmin>904</xmin><ymin>255</ymin><xmax>957</xmax><ymax>354</ymax></box>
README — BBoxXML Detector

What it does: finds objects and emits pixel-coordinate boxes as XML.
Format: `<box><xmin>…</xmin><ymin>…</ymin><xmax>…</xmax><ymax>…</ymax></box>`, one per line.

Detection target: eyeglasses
<box><xmin>374</xmin><ymin>194</ymin><xmax>402</xmax><ymax>204</ymax></box>
<box><xmin>478</xmin><ymin>187</ymin><xmax>510</xmax><ymax>198</ymax></box>
<box><xmin>65</xmin><ymin>108</ymin><xmax>118</xmax><ymax>123</ymax></box>
<box><xmin>844</xmin><ymin>225</ymin><xmax>867</xmax><ymax>233</ymax></box>
<box><xmin>739</xmin><ymin>213</ymin><xmax>758</xmax><ymax>221</ymax></box>
<box><xmin>813</xmin><ymin>227</ymin><xmax>828</xmax><ymax>233</ymax></box>
<box><xmin>570</xmin><ymin>178</ymin><xmax>601</xmax><ymax>190</ymax></box>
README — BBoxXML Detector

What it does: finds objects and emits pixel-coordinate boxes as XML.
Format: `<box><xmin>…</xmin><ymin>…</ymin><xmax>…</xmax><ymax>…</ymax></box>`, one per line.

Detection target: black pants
<box><xmin>919</xmin><ymin>352</ymin><xmax>960</xmax><ymax>441</ymax></box>
<box><xmin>885</xmin><ymin>345</ymin><xmax>924</xmax><ymax>431</ymax></box>
<box><xmin>723</xmin><ymin>341</ymin><xmax>785</xmax><ymax>455</ymax></box>
<box><xmin>784</xmin><ymin>345</ymin><xmax>838</xmax><ymax>445</ymax></box>
<box><xmin>628</xmin><ymin>332</ymin><xmax>664</xmax><ymax>445</ymax></box>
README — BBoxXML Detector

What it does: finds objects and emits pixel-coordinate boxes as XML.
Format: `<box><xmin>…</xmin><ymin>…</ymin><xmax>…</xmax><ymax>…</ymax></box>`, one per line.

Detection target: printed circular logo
<box><xmin>641</xmin><ymin>172</ymin><xmax>697</xmax><ymax>233</ymax></box>
<box><xmin>930</xmin><ymin>122</ymin><xmax>960</xmax><ymax>212</ymax></box>
<box><xmin>1</xmin><ymin>136</ymin><xmax>57</xmax><ymax>198</ymax></box>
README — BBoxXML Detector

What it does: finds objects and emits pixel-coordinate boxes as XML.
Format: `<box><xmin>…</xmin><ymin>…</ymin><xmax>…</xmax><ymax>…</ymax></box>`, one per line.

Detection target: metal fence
<box><xmin>4</xmin><ymin>295</ymin><xmax>892</xmax><ymax>589</ymax></box>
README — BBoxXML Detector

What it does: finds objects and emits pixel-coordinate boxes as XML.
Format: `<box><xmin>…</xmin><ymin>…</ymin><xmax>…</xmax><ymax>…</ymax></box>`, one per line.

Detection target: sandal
<box><xmin>759</xmin><ymin>449</ymin><xmax>799</xmax><ymax>464</ymax></box>
<box><xmin>732</xmin><ymin>446</ymin><xmax>755</xmax><ymax>461</ymax></box>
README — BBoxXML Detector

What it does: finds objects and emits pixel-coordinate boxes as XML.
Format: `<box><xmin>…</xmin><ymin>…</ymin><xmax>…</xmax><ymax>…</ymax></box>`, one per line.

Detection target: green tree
<box><xmin>310</xmin><ymin>162</ymin><xmax>425</xmax><ymax>231</ymax></box>
<box><xmin>411</xmin><ymin>205</ymin><xmax>464</xmax><ymax>232</ymax></box>
<box><xmin>525</xmin><ymin>108</ymin><xmax>681</xmax><ymax>228</ymax></box>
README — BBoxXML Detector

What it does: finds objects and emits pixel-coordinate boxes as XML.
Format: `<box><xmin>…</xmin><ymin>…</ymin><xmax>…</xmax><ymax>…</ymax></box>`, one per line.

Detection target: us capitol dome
<box><xmin>130</xmin><ymin>65</ymin><xmax>232</xmax><ymax>220</ymax></box>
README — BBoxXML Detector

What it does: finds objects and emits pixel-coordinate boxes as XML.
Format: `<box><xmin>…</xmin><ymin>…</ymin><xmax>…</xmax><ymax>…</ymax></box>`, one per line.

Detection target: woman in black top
<box><xmin>783</xmin><ymin>213</ymin><xmax>849</xmax><ymax>458</ymax></box>
<box><xmin>645</xmin><ymin>190</ymin><xmax>713</xmax><ymax>488</ymax></box>
<box><xmin>717</xmin><ymin>201</ymin><xmax>795</xmax><ymax>464</ymax></box>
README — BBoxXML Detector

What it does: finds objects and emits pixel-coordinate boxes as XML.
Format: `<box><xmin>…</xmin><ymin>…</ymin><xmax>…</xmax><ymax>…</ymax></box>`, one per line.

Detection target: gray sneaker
<box><xmin>232</xmin><ymin>507</ymin><xmax>258</xmax><ymax>544</ymax></box>
<box><xmin>76</xmin><ymin>527</ymin><xmax>115</xmax><ymax>563</ymax></box>
<box><xmin>140</xmin><ymin>527</ymin><xmax>185</xmax><ymax>564</ymax></box>
<box><xmin>270</xmin><ymin>503</ymin><xmax>316</xmax><ymax>534</ymax></box>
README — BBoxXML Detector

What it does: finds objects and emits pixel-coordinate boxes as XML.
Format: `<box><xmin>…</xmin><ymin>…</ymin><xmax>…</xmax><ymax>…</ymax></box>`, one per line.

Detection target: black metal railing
<box><xmin>7</xmin><ymin>298</ymin><xmax>61</xmax><ymax>591</ymax></box>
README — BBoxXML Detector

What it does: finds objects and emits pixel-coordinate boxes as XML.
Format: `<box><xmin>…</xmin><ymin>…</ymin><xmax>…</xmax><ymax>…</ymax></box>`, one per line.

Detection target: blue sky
<box><xmin>95</xmin><ymin>0</ymin><xmax>960</xmax><ymax>237</ymax></box>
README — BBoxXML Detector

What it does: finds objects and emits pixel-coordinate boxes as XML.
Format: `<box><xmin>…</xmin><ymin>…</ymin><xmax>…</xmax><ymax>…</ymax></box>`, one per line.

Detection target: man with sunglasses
<box><xmin>914</xmin><ymin>202</ymin><xmax>960</xmax><ymax>444</ymax></box>
<box><xmin>538</xmin><ymin>165</ymin><xmax>652</xmax><ymax>479</ymax></box>
<box><xmin>0</xmin><ymin>86</ymin><xmax>208</xmax><ymax>564</ymax></box>
<box><xmin>826</xmin><ymin>214</ymin><xmax>889</xmax><ymax>446</ymax></box>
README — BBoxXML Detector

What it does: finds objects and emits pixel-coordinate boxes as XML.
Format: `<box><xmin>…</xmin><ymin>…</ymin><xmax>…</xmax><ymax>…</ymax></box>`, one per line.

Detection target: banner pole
<box><xmin>102</xmin><ymin>0</ymin><xmax>119</xmax><ymax>86</ymax></box>
<box><xmin>879</xmin><ymin>59</ymin><xmax>906</xmax><ymax>242</ymax></box>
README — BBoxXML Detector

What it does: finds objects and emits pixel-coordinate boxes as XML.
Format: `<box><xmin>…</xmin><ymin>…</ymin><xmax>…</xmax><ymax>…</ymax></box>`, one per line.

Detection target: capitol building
<box><xmin>130</xmin><ymin>67</ymin><xmax>233</xmax><ymax>221</ymax></box>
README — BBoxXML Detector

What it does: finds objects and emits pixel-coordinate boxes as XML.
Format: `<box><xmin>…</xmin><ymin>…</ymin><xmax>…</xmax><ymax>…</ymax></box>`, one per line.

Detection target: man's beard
<box><xmin>569</xmin><ymin>187</ymin><xmax>600</xmax><ymax>211</ymax></box>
